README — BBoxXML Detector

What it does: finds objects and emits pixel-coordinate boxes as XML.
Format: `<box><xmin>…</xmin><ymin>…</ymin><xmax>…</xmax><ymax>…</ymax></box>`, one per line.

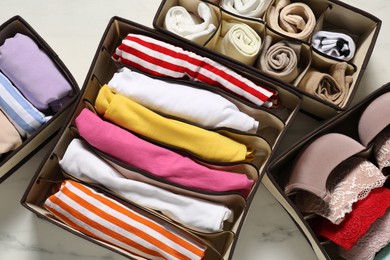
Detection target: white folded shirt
<box><xmin>312</xmin><ymin>31</ymin><xmax>356</xmax><ymax>61</ymax></box>
<box><xmin>108</xmin><ymin>67</ymin><xmax>259</xmax><ymax>133</ymax></box>
<box><xmin>59</xmin><ymin>139</ymin><xmax>233</xmax><ymax>233</ymax></box>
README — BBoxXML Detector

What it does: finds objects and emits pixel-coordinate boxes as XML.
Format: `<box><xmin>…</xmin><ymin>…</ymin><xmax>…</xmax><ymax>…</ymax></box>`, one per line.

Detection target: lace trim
<box><xmin>374</xmin><ymin>127</ymin><xmax>390</xmax><ymax>171</ymax></box>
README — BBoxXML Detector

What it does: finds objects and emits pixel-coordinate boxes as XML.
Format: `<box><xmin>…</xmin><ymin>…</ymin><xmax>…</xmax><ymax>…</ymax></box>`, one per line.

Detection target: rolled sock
<box><xmin>60</xmin><ymin>139</ymin><xmax>233</xmax><ymax>233</ymax></box>
<box><xmin>220</xmin><ymin>0</ymin><xmax>271</xmax><ymax>18</ymax></box>
<box><xmin>44</xmin><ymin>180</ymin><xmax>207</xmax><ymax>260</ymax></box>
<box><xmin>0</xmin><ymin>33</ymin><xmax>73</xmax><ymax>112</ymax></box>
<box><xmin>75</xmin><ymin>108</ymin><xmax>254</xmax><ymax>196</ymax></box>
<box><xmin>108</xmin><ymin>67</ymin><xmax>259</xmax><ymax>133</ymax></box>
<box><xmin>112</xmin><ymin>33</ymin><xmax>275</xmax><ymax>107</ymax></box>
<box><xmin>312</xmin><ymin>31</ymin><xmax>356</xmax><ymax>61</ymax></box>
<box><xmin>95</xmin><ymin>85</ymin><xmax>251</xmax><ymax>163</ymax></box>
<box><xmin>0</xmin><ymin>72</ymin><xmax>51</xmax><ymax>137</ymax></box>
<box><xmin>215</xmin><ymin>21</ymin><xmax>262</xmax><ymax>66</ymax></box>
<box><xmin>0</xmin><ymin>110</ymin><xmax>22</xmax><ymax>155</ymax></box>
<box><xmin>164</xmin><ymin>2</ymin><xmax>217</xmax><ymax>45</ymax></box>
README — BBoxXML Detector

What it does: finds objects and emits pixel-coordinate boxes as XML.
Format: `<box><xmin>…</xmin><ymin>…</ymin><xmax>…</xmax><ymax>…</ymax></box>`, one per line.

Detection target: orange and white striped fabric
<box><xmin>44</xmin><ymin>180</ymin><xmax>207</xmax><ymax>260</ymax></box>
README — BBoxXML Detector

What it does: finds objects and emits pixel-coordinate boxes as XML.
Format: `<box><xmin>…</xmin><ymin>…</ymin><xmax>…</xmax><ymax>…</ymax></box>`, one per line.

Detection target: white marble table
<box><xmin>0</xmin><ymin>1</ymin><xmax>388</xmax><ymax>259</ymax></box>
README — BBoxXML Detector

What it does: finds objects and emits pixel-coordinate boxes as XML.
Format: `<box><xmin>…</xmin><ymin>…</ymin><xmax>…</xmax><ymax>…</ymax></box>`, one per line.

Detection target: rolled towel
<box><xmin>266</xmin><ymin>0</ymin><xmax>316</xmax><ymax>42</ymax></box>
<box><xmin>95</xmin><ymin>85</ymin><xmax>251</xmax><ymax>163</ymax></box>
<box><xmin>45</xmin><ymin>180</ymin><xmax>207</xmax><ymax>260</ymax></box>
<box><xmin>214</xmin><ymin>21</ymin><xmax>262</xmax><ymax>65</ymax></box>
<box><xmin>164</xmin><ymin>2</ymin><xmax>217</xmax><ymax>45</ymax></box>
<box><xmin>312</xmin><ymin>31</ymin><xmax>356</xmax><ymax>61</ymax></box>
<box><xmin>0</xmin><ymin>72</ymin><xmax>51</xmax><ymax>137</ymax></box>
<box><xmin>60</xmin><ymin>139</ymin><xmax>233</xmax><ymax>233</ymax></box>
<box><xmin>0</xmin><ymin>33</ymin><xmax>74</xmax><ymax>112</ymax></box>
<box><xmin>257</xmin><ymin>35</ymin><xmax>301</xmax><ymax>83</ymax></box>
<box><xmin>0</xmin><ymin>110</ymin><xmax>22</xmax><ymax>155</ymax></box>
<box><xmin>220</xmin><ymin>0</ymin><xmax>271</xmax><ymax>18</ymax></box>
<box><xmin>108</xmin><ymin>67</ymin><xmax>259</xmax><ymax>133</ymax></box>
<box><xmin>298</xmin><ymin>62</ymin><xmax>353</xmax><ymax>106</ymax></box>
<box><xmin>75</xmin><ymin>108</ymin><xmax>254</xmax><ymax>196</ymax></box>
<box><xmin>112</xmin><ymin>33</ymin><xmax>276</xmax><ymax>107</ymax></box>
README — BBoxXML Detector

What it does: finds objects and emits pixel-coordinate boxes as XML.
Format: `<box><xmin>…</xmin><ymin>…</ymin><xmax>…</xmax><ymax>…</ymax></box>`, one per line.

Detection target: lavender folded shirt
<box><xmin>75</xmin><ymin>108</ymin><xmax>254</xmax><ymax>197</ymax></box>
<box><xmin>0</xmin><ymin>33</ymin><xmax>73</xmax><ymax>112</ymax></box>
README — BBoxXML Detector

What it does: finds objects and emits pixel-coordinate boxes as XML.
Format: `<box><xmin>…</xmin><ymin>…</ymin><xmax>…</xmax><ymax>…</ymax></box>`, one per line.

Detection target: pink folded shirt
<box><xmin>75</xmin><ymin>108</ymin><xmax>254</xmax><ymax>197</ymax></box>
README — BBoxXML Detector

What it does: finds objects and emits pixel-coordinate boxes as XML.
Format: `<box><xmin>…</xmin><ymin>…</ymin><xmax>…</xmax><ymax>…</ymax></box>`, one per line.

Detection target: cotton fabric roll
<box><xmin>60</xmin><ymin>139</ymin><xmax>232</xmax><ymax>233</ymax></box>
<box><xmin>112</xmin><ymin>33</ymin><xmax>275</xmax><ymax>107</ymax></box>
<box><xmin>76</xmin><ymin>109</ymin><xmax>254</xmax><ymax>196</ymax></box>
<box><xmin>214</xmin><ymin>21</ymin><xmax>261</xmax><ymax>65</ymax></box>
<box><xmin>45</xmin><ymin>180</ymin><xmax>207</xmax><ymax>260</ymax></box>
<box><xmin>0</xmin><ymin>72</ymin><xmax>51</xmax><ymax>137</ymax></box>
<box><xmin>0</xmin><ymin>110</ymin><xmax>22</xmax><ymax>155</ymax></box>
<box><xmin>266</xmin><ymin>0</ymin><xmax>316</xmax><ymax>42</ymax></box>
<box><xmin>95</xmin><ymin>85</ymin><xmax>250</xmax><ymax>163</ymax></box>
<box><xmin>312</xmin><ymin>31</ymin><xmax>356</xmax><ymax>61</ymax></box>
<box><xmin>164</xmin><ymin>2</ymin><xmax>217</xmax><ymax>45</ymax></box>
<box><xmin>220</xmin><ymin>0</ymin><xmax>271</xmax><ymax>18</ymax></box>
<box><xmin>0</xmin><ymin>33</ymin><xmax>73</xmax><ymax>112</ymax></box>
<box><xmin>108</xmin><ymin>67</ymin><xmax>259</xmax><ymax>133</ymax></box>
<box><xmin>257</xmin><ymin>35</ymin><xmax>300</xmax><ymax>83</ymax></box>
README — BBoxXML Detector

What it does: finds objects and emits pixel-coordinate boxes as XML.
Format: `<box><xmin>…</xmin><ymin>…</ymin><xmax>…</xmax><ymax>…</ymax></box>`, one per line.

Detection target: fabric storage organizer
<box><xmin>265</xmin><ymin>82</ymin><xmax>390</xmax><ymax>259</ymax></box>
<box><xmin>0</xmin><ymin>16</ymin><xmax>79</xmax><ymax>183</ymax></box>
<box><xmin>153</xmin><ymin>0</ymin><xmax>381</xmax><ymax>119</ymax></box>
<box><xmin>21</xmin><ymin>16</ymin><xmax>301</xmax><ymax>260</ymax></box>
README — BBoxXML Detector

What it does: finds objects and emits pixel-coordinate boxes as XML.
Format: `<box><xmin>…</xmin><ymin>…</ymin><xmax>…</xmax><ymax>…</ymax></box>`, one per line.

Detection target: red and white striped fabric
<box><xmin>112</xmin><ymin>33</ymin><xmax>275</xmax><ymax>107</ymax></box>
<box><xmin>44</xmin><ymin>180</ymin><xmax>207</xmax><ymax>260</ymax></box>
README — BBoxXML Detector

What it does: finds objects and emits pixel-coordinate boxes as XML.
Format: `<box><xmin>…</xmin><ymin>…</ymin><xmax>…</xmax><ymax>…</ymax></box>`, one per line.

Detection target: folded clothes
<box><xmin>76</xmin><ymin>109</ymin><xmax>254</xmax><ymax>196</ymax></box>
<box><xmin>266</xmin><ymin>0</ymin><xmax>316</xmax><ymax>41</ymax></box>
<box><xmin>108</xmin><ymin>67</ymin><xmax>259</xmax><ymax>133</ymax></box>
<box><xmin>220</xmin><ymin>0</ymin><xmax>271</xmax><ymax>18</ymax></box>
<box><xmin>0</xmin><ymin>110</ymin><xmax>22</xmax><ymax>155</ymax></box>
<box><xmin>164</xmin><ymin>2</ymin><xmax>217</xmax><ymax>45</ymax></box>
<box><xmin>112</xmin><ymin>33</ymin><xmax>275</xmax><ymax>107</ymax></box>
<box><xmin>95</xmin><ymin>85</ymin><xmax>251</xmax><ymax>163</ymax></box>
<box><xmin>60</xmin><ymin>139</ymin><xmax>233</xmax><ymax>233</ymax></box>
<box><xmin>214</xmin><ymin>21</ymin><xmax>261</xmax><ymax>66</ymax></box>
<box><xmin>312</xmin><ymin>31</ymin><xmax>356</xmax><ymax>61</ymax></box>
<box><xmin>45</xmin><ymin>180</ymin><xmax>207</xmax><ymax>260</ymax></box>
<box><xmin>257</xmin><ymin>35</ymin><xmax>301</xmax><ymax>83</ymax></box>
<box><xmin>0</xmin><ymin>33</ymin><xmax>73</xmax><ymax>112</ymax></box>
<box><xmin>298</xmin><ymin>62</ymin><xmax>353</xmax><ymax>106</ymax></box>
<box><xmin>0</xmin><ymin>72</ymin><xmax>51</xmax><ymax>137</ymax></box>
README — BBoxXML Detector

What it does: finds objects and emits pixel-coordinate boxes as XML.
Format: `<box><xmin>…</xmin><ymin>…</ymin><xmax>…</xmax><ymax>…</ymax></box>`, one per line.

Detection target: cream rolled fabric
<box><xmin>312</xmin><ymin>31</ymin><xmax>356</xmax><ymax>61</ymax></box>
<box><xmin>257</xmin><ymin>35</ymin><xmax>301</xmax><ymax>83</ymax></box>
<box><xmin>108</xmin><ymin>68</ymin><xmax>259</xmax><ymax>133</ymax></box>
<box><xmin>267</xmin><ymin>0</ymin><xmax>316</xmax><ymax>42</ymax></box>
<box><xmin>220</xmin><ymin>0</ymin><xmax>271</xmax><ymax>18</ymax></box>
<box><xmin>215</xmin><ymin>21</ymin><xmax>262</xmax><ymax>65</ymax></box>
<box><xmin>164</xmin><ymin>2</ymin><xmax>217</xmax><ymax>45</ymax></box>
<box><xmin>60</xmin><ymin>139</ymin><xmax>233</xmax><ymax>233</ymax></box>
<box><xmin>0</xmin><ymin>110</ymin><xmax>22</xmax><ymax>155</ymax></box>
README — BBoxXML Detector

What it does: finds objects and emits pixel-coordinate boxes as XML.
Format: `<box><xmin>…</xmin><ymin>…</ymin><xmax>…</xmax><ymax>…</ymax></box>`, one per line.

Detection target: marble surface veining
<box><xmin>0</xmin><ymin>0</ymin><xmax>388</xmax><ymax>259</ymax></box>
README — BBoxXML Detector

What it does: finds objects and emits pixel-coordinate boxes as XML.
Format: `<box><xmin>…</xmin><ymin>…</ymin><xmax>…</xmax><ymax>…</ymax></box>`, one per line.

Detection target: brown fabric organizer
<box><xmin>153</xmin><ymin>0</ymin><xmax>381</xmax><ymax>119</ymax></box>
<box><xmin>0</xmin><ymin>16</ymin><xmax>79</xmax><ymax>183</ymax></box>
<box><xmin>21</xmin><ymin>17</ymin><xmax>301</xmax><ymax>260</ymax></box>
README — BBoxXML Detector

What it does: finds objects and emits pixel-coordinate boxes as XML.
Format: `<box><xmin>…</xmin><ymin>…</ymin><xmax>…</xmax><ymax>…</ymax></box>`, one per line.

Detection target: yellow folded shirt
<box><xmin>95</xmin><ymin>85</ymin><xmax>249</xmax><ymax>162</ymax></box>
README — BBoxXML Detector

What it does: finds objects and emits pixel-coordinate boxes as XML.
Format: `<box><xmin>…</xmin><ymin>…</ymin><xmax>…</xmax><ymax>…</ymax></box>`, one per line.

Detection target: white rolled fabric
<box><xmin>60</xmin><ymin>139</ymin><xmax>233</xmax><ymax>233</ymax></box>
<box><xmin>164</xmin><ymin>2</ymin><xmax>217</xmax><ymax>45</ymax></box>
<box><xmin>220</xmin><ymin>0</ymin><xmax>271</xmax><ymax>18</ymax></box>
<box><xmin>312</xmin><ymin>31</ymin><xmax>356</xmax><ymax>61</ymax></box>
<box><xmin>215</xmin><ymin>21</ymin><xmax>262</xmax><ymax>65</ymax></box>
<box><xmin>108</xmin><ymin>67</ymin><xmax>259</xmax><ymax>133</ymax></box>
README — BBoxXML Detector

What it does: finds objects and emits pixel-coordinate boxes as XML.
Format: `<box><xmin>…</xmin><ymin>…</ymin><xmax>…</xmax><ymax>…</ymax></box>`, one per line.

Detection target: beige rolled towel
<box><xmin>267</xmin><ymin>0</ymin><xmax>316</xmax><ymax>41</ymax></box>
<box><xmin>220</xmin><ymin>0</ymin><xmax>272</xmax><ymax>19</ymax></box>
<box><xmin>298</xmin><ymin>62</ymin><xmax>353</xmax><ymax>106</ymax></box>
<box><xmin>0</xmin><ymin>110</ymin><xmax>22</xmax><ymax>155</ymax></box>
<box><xmin>215</xmin><ymin>20</ymin><xmax>262</xmax><ymax>65</ymax></box>
<box><xmin>257</xmin><ymin>35</ymin><xmax>301</xmax><ymax>82</ymax></box>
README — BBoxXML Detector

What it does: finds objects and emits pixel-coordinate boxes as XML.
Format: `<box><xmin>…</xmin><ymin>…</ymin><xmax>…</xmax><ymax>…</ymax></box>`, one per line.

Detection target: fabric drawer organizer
<box><xmin>21</xmin><ymin>17</ymin><xmax>301</xmax><ymax>260</ymax></box>
<box><xmin>153</xmin><ymin>0</ymin><xmax>381</xmax><ymax>119</ymax></box>
<box><xmin>0</xmin><ymin>16</ymin><xmax>79</xmax><ymax>182</ymax></box>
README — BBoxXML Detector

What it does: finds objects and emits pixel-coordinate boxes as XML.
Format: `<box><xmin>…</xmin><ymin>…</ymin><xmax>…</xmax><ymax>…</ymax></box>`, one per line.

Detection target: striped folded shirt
<box><xmin>44</xmin><ymin>180</ymin><xmax>207</xmax><ymax>260</ymax></box>
<box><xmin>112</xmin><ymin>33</ymin><xmax>275</xmax><ymax>107</ymax></box>
<box><xmin>0</xmin><ymin>72</ymin><xmax>51</xmax><ymax>137</ymax></box>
